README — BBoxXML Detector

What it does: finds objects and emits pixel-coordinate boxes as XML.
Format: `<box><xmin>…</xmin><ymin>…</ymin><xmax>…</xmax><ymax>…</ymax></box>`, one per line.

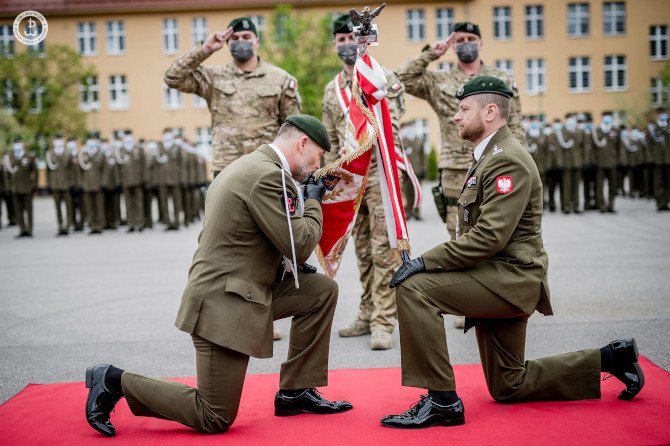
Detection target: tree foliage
<box><xmin>262</xmin><ymin>5</ymin><xmax>342</xmax><ymax>119</ymax></box>
<box><xmin>0</xmin><ymin>44</ymin><xmax>96</xmax><ymax>153</ymax></box>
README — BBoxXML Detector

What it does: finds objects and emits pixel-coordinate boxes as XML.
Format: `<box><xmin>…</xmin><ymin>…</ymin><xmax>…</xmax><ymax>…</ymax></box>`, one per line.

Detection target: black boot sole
<box><xmin>380</xmin><ymin>416</ymin><xmax>465</xmax><ymax>429</ymax></box>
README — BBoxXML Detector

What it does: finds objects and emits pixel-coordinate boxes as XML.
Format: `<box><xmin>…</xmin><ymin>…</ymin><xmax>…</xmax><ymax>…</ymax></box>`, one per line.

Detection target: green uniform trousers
<box><xmin>596</xmin><ymin>168</ymin><xmax>617</xmax><ymax>211</ymax></box>
<box><xmin>396</xmin><ymin>271</ymin><xmax>601</xmax><ymax>402</ymax></box>
<box><xmin>121</xmin><ymin>271</ymin><xmax>338</xmax><ymax>434</ymax></box>
<box><xmin>561</xmin><ymin>168</ymin><xmax>581</xmax><ymax>212</ymax></box>
<box><xmin>440</xmin><ymin>168</ymin><xmax>468</xmax><ymax>240</ymax></box>
<box><xmin>84</xmin><ymin>191</ymin><xmax>105</xmax><ymax>232</ymax></box>
<box><xmin>13</xmin><ymin>193</ymin><xmax>33</xmax><ymax>234</ymax></box>
<box><xmin>654</xmin><ymin>165</ymin><xmax>670</xmax><ymax>208</ymax></box>
<box><xmin>159</xmin><ymin>185</ymin><xmax>181</xmax><ymax>227</ymax></box>
<box><xmin>182</xmin><ymin>185</ymin><xmax>192</xmax><ymax>226</ymax></box>
<box><xmin>123</xmin><ymin>186</ymin><xmax>144</xmax><ymax>230</ymax></box>
<box><xmin>142</xmin><ymin>186</ymin><xmax>154</xmax><ymax>228</ymax></box>
<box><xmin>70</xmin><ymin>189</ymin><xmax>86</xmax><ymax>230</ymax></box>
<box><xmin>52</xmin><ymin>190</ymin><xmax>72</xmax><ymax>231</ymax></box>
<box><xmin>352</xmin><ymin>184</ymin><xmax>401</xmax><ymax>333</ymax></box>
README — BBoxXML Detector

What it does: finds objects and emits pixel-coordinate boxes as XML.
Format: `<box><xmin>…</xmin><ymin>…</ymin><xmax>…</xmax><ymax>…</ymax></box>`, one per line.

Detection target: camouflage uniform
<box><xmin>322</xmin><ymin>68</ymin><xmax>405</xmax><ymax>335</ymax></box>
<box><xmin>164</xmin><ymin>46</ymin><xmax>301</xmax><ymax>173</ymax></box>
<box><xmin>398</xmin><ymin>50</ymin><xmax>525</xmax><ymax>239</ymax></box>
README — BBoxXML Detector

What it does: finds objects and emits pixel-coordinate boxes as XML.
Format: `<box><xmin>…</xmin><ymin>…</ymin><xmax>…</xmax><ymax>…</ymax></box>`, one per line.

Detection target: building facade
<box><xmin>1</xmin><ymin>0</ymin><xmax>668</xmax><ymax>155</ymax></box>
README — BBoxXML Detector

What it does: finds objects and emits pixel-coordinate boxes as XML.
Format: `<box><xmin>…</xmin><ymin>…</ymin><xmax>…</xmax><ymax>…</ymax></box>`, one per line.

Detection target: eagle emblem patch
<box><xmin>496</xmin><ymin>176</ymin><xmax>513</xmax><ymax>194</ymax></box>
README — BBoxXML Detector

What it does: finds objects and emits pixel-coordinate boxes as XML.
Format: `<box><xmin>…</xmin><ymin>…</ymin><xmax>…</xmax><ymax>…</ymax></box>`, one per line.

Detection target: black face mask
<box><xmin>336</xmin><ymin>44</ymin><xmax>357</xmax><ymax>66</ymax></box>
<box><xmin>230</xmin><ymin>40</ymin><xmax>255</xmax><ymax>62</ymax></box>
<box><xmin>455</xmin><ymin>42</ymin><xmax>479</xmax><ymax>63</ymax></box>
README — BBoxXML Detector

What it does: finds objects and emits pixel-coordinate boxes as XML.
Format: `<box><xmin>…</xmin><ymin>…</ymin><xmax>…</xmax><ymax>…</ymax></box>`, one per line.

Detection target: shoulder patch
<box><xmin>281</xmin><ymin>190</ymin><xmax>297</xmax><ymax>215</ymax></box>
<box><xmin>496</xmin><ymin>176</ymin><xmax>513</xmax><ymax>194</ymax></box>
<box><xmin>492</xmin><ymin>145</ymin><xmax>503</xmax><ymax>156</ymax></box>
<box><xmin>391</xmin><ymin>82</ymin><xmax>401</xmax><ymax>92</ymax></box>
<box><xmin>288</xmin><ymin>79</ymin><xmax>297</xmax><ymax>91</ymax></box>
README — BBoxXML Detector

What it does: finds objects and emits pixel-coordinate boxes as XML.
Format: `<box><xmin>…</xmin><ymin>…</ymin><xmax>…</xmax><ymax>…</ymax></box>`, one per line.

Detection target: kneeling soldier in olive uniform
<box><xmin>84</xmin><ymin>115</ymin><xmax>352</xmax><ymax>437</ymax></box>
<box><xmin>380</xmin><ymin>77</ymin><xmax>644</xmax><ymax>429</ymax></box>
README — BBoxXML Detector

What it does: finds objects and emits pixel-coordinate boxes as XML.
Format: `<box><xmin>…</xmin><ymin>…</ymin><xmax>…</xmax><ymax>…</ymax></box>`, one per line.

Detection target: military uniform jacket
<box><xmin>422</xmin><ymin>126</ymin><xmax>552</xmax><ymax>318</ymax></box>
<box><xmin>164</xmin><ymin>46</ymin><xmax>301</xmax><ymax>172</ymax></box>
<box><xmin>4</xmin><ymin>152</ymin><xmax>37</xmax><ymax>195</ymax></box>
<box><xmin>398</xmin><ymin>50</ymin><xmax>525</xmax><ymax>170</ymax></box>
<box><xmin>322</xmin><ymin>67</ymin><xmax>405</xmax><ymax>188</ymax></box>
<box><xmin>544</xmin><ymin>130</ymin><xmax>565</xmax><ymax>170</ymax></box>
<box><xmin>81</xmin><ymin>151</ymin><xmax>105</xmax><ymax>192</ymax></box>
<box><xmin>117</xmin><ymin>146</ymin><xmax>145</xmax><ymax>187</ymax></box>
<box><xmin>101</xmin><ymin>155</ymin><xmax>120</xmax><ymax>190</ymax></box>
<box><xmin>46</xmin><ymin>149</ymin><xmax>72</xmax><ymax>191</ymax></box>
<box><xmin>646</xmin><ymin>123</ymin><xmax>669</xmax><ymax>165</ymax></box>
<box><xmin>581</xmin><ymin>128</ymin><xmax>595</xmax><ymax>167</ymax></box>
<box><xmin>560</xmin><ymin>128</ymin><xmax>584</xmax><ymax>169</ymax></box>
<box><xmin>175</xmin><ymin>145</ymin><xmax>323</xmax><ymax>358</ymax></box>
<box><xmin>525</xmin><ymin>130</ymin><xmax>546</xmax><ymax>173</ymax></box>
<box><xmin>592</xmin><ymin>127</ymin><xmax>619</xmax><ymax>169</ymax></box>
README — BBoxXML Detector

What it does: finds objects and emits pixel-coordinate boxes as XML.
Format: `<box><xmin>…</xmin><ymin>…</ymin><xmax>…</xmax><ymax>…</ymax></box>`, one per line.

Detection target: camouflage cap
<box><xmin>332</xmin><ymin>14</ymin><xmax>354</xmax><ymax>35</ymax></box>
<box><xmin>229</xmin><ymin>17</ymin><xmax>258</xmax><ymax>36</ymax></box>
<box><xmin>286</xmin><ymin>114</ymin><xmax>331</xmax><ymax>152</ymax></box>
<box><xmin>453</xmin><ymin>22</ymin><xmax>481</xmax><ymax>38</ymax></box>
<box><xmin>455</xmin><ymin>75</ymin><xmax>513</xmax><ymax>100</ymax></box>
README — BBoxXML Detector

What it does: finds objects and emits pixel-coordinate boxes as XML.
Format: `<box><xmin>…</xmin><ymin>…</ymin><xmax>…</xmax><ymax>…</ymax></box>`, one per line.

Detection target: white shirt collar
<box><xmin>473</xmin><ymin>130</ymin><xmax>498</xmax><ymax>161</ymax></box>
<box><xmin>268</xmin><ymin>143</ymin><xmax>290</xmax><ymax>172</ymax></box>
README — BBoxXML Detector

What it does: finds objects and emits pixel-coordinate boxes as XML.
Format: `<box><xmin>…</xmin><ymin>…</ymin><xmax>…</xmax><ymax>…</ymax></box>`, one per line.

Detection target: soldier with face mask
<box><xmin>4</xmin><ymin>136</ymin><xmax>37</xmax><ymax>237</ymax></box>
<box><xmin>525</xmin><ymin>115</ymin><xmax>546</xmax><ymax>199</ymax></box>
<box><xmin>67</xmin><ymin>137</ymin><xmax>86</xmax><ymax>231</ymax></box>
<box><xmin>544</xmin><ymin>119</ymin><xmax>565</xmax><ymax>213</ymax></box>
<box><xmin>46</xmin><ymin>133</ymin><xmax>73</xmax><ymax>235</ymax></box>
<box><xmin>100</xmin><ymin>138</ymin><xmax>121</xmax><ymax>230</ymax></box>
<box><xmin>647</xmin><ymin>107</ymin><xmax>670</xmax><ymax>211</ymax></box>
<box><xmin>81</xmin><ymin>132</ymin><xmax>106</xmax><ymax>234</ymax></box>
<box><xmin>117</xmin><ymin>130</ymin><xmax>146</xmax><ymax>232</ymax></box>
<box><xmin>593</xmin><ymin>111</ymin><xmax>619</xmax><ymax>213</ymax></box>
<box><xmin>560</xmin><ymin>113</ymin><xmax>584</xmax><ymax>214</ymax></box>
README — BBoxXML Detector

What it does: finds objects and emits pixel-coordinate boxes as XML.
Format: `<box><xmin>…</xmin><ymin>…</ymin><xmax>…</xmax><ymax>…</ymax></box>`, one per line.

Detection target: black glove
<box><xmin>390</xmin><ymin>251</ymin><xmax>426</xmax><ymax>288</ymax></box>
<box><xmin>304</xmin><ymin>174</ymin><xmax>327</xmax><ymax>203</ymax></box>
<box><xmin>299</xmin><ymin>263</ymin><xmax>318</xmax><ymax>273</ymax></box>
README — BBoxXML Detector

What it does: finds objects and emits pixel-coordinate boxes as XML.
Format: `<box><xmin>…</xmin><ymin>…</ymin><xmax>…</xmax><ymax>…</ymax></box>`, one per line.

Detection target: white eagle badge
<box><xmin>496</xmin><ymin>176</ymin><xmax>513</xmax><ymax>194</ymax></box>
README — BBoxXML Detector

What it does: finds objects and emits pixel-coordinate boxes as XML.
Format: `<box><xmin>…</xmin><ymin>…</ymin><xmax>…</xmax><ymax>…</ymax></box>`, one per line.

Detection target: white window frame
<box><xmin>29</xmin><ymin>80</ymin><xmax>45</xmax><ymax>113</ymax></box>
<box><xmin>526</xmin><ymin>58</ymin><xmax>546</xmax><ymax>95</ymax></box>
<box><xmin>603</xmin><ymin>1</ymin><xmax>626</xmax><ymax>36</ymax></box>
<box><xmin>109</xmin><ymin>74</ymin><xmax>129</xmax><ymax>110</ymax></box>
<box><xmin>650</xmin><ymin>25</ymin><xmax>668</xmax><ymax>60</ymax></box>
<box><xmin>106</xmin><ymin>20</ymin><xmax>126</xmax><ymax>55</ymax></box>
<box><xmin>195</xmin><ymin>127</ymin><xmax>212</xmax><ymax>155</ymax></box>
<box><xmin>650</xmin><ymin>78</ymin><xmax>668</xmax><ymax>107</ymax></box>
<box><xmin>0</xmin><ymin>25</ymin><xmax>15</xmax><ymax>58</ymax></box>
<box><xmin>406</xmin><ymin>9</ymin><xmax>425</xmax><ymax>42</ymax></box>
<box><xmin>568</xmin><ymin>56</ymin><xmax>591</xmax><ymax>93</ymax></box>
<box><xmin>604</xmin><ymin>55</ymin><xmax>627</xmax><ymax>91</ymax></box>
<box><xmin>162</xmin><ymin>18</ymin><xmax>179</xmax><ymax>54</ymax></box>
<box><xmin>435</xmin><ymin>8</ymin><xmax>454</xmax><ymax>40</ymax></box>
<box><xmin>495</xmin><ymin>59</ymin><xmax>514</xmax><ymax>77</ymax></box>
<box><xmin>163</xmin><ymin>83</ymin><xmax>183</xmax><ymax>109</ymax></box>
<box><xmin>77</xmin><ymin>21</ymin><xmax>96</xmax><ymax>56</ymax></box>
<box><xmin>525</xmin><ymin>5</ymin><xmax>544</xmax><ymax>39</ymax></box>
<box><xmin>79</xmin><ymin>76</ymin><xmax>100</xmax><ymax>111</ymax></box>
<box><xmin>493</xmin><ymin>6</ymin><xmax>512</xmax><ymax>40</ymax></box>
<box><xmin>191</xmin><ymin>17</ymin><xmax>207</xmax><ymax>47</ymax></box>
<box><xmin>567</xmin><ymin>3</ymin><xmax>590</xmax><ymax>37</ymax></box>
<box><xmin>192</xmin><ymin>94</ymin><xmax>207</xmax><ymax>108</ymax></box>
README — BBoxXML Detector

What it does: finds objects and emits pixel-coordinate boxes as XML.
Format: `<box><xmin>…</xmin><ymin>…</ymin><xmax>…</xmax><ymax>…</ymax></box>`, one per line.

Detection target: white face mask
<box><xmin>123</xmin><ymin>135</ymin><xmax>134</xmax><ymax>147</ymax></box>
<box><xmin>162</xmin><ymin>133</ymin><xmax>174</xmax><ymax>146</ymax></box>
<box><xmin>565</xmin><ymin>117</ymin><xmax>577</xmax><ymax>131</ymax></box>
<box><xmin>602</xmin><ymin>116</ymin><xmax>613</xmax><ymax>129</ymax></box>
<box><xmin>552</xmin><ymin>122</ymin><xmax>562</xmax><ymax>131</ymax></box>
<box><xmin>13</xmin><ymin>142</ymin><xmax>24</xmax><ymax>156</ymax></box>
<box><xmin>66</xmin><ymin>141</ymin><xmax>78</xmax><ymax>153</ymax></box>
<box><xmin>53</xmin><ymin>139</ymin><xmax>64</xmax><ymax>151</ymax></box>
<box><xmin>100</xmin><ymin>142</ymin><xmax>111</xmax><ymax>155</ymax></box>
<box><xmin>658</xmin><ymin>114</ymin><xmax>668</xmax><ymax>127</ymax></box>
<box><xmin>86</xmin><ymin>139</ymin><xmax>98</xmax><ymax>153</ymax></box>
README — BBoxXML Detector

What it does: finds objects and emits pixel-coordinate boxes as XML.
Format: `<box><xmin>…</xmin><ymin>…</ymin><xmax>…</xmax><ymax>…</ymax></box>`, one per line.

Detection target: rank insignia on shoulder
<box><xmin>288</xmin><ymin>79</ymin><xmax>297</xmax><ymax>91</ymax></box>
<box><xmin>466</xmin><ymin>176</ymin><xmax>477</xmax><ymax>188</ymax></box>
<box><xmin>496</xmin><ymin>176</ymin><xmax>513</xmax><ymax>194</ymax></box>
<box><xmin>492</xmin><ymin>145</ymin><xmax>503</xmax><ymax>156</ymax></box>
<box><xmin>281</xmin><ymin>191</ymin><xmax>297</xmax><ymax>215</ymax></box>
<box><xmin>391</xmin><ymin>82</ymin><xmax>401</xmax><ymax>91</ymax></box>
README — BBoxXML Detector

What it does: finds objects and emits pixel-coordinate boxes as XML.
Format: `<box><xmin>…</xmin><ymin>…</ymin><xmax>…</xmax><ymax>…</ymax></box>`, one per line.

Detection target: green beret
<box><xmin>286</xmin><ymin>114</ymin><xmax>331</xmax><ymax>152</ymax></box>
<box><xmin>453</xmin><ymin>22</ymin><xmax>481</xmax><ymax>38</ymax></box>
<box><xmin>455</xmin><ymin>75</ymin><xmax>513</xmax><ymax>100</ymax></box>
<box><xmin>332</xmin><ymin>14</ymin><xmax>354</xmax><ymax>35</ymax></box>
<box><xmin>228</xmin><ymin>17</ymin><xmax>258</xmax><ymax>36</ymax></box>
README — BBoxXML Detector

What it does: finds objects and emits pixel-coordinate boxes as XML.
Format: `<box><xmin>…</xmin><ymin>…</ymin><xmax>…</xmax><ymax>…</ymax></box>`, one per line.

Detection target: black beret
<box><xmin>53</xmin><ymin>132</ymin><xmax>63</xmax><ymax>138</ymax></box>
<box><xmin>286</xmin><ymin>114</ymin><xmax>331</xmax><ymax>152</ymax></box>
<box><xmin>453</xmin><ymin>22</ymin><xmax>481</xmax><ymax>38</ymax></box>
<box><xmin>455</xmin><ymin>75</ymin><xmax>513</xmax><ymax>100</ymax></box>
<box><xmin>124</xmin><ymin>129</ymin><xmax>132</xmax><ymax>134</ymax></box>
<box><xmin>13</xmin><ymin>135</ymin><xmax>23</xmax><ymax>142</ymax></box>
<box><xmin>332</xmin><ymin>14</ymin><xmax>354</xmax><ymax>35</ymax></box>
<box><xmin>228</xmin><ymin>17</ymin><xmax>258</xmax><ymax>36</ymax></box>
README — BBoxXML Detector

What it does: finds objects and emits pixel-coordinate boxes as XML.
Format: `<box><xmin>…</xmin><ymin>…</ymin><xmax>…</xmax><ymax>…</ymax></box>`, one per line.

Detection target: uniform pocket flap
<box><xmin>257</xmin><ymin>86</ymin><xmax>282</xmax><ymax>97</ymax></box>
<box><xmin>214</xmin><ymin>80</ymin><xmax>237</xmax><ymax>95</ymax></box>
<box><xmin>458</xmin><ymin>188</ymin><xmax>478</xmax><ymax>206</ymax></box>
<box><xmin>225</xmin><ymin>275</ymin><xmax>269</xmax><ymax>306</ymax></box>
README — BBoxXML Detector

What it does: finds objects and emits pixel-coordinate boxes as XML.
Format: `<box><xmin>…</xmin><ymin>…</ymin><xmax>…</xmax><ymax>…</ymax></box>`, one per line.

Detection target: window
<box><xmin>77</xmin><ymin>22</ymin><xmax>96</xmax><ymax>55</ymax></box>
<box><xmin>493</xmin><ymin>6</ymin><xmax>512</xmax><ymax>40</ymax></box>
<box><xmin>604</xmin><ymin>55</ymin><xmax>627</xmax><ymax>91</ymax></box>
<box><xmin>567</xmin><ymin>3</ymin><xmax>590</xmax><ymax>37</ymax></box>
<box><xmin>2</xmin><ymin>79</ymin><xmax>14</xmax><ymax>110</ymax></box>
<box><xmin>29</xmin><ymin>80</ymin><xmax>45</xmax><ymax>113</ymax></box>
<box><xmin>109</xmin><ymin>74</ymin><xmax>129</xmax><ymax>109</ymax></box>
<box><xmin>192</xmin><ymin>94</ymin><xmax>207</xmax><ymax>108</ymax></box>
<box><xmin>650</xmin><ymin>25</ymin><xmax>668</xmax><ymax>60</ymax></box>
<box><xmin>603</xmin><ymin>2</ymin><xmax>625</xmax><ymax>36</ymax></box>
<box><xmin>650</xmin><ymin>78</ymin><xmax>669</xmax><ymax>107</ymax></box>
<box><xmin>250</xmin><ymin>16</ymin><xmax>265</xmax><ymax>39</ymax></box>
<box><xmin>526</xmin><ymin>58</ymin><xmax>546</xmax><ymax>95</ymax></box>
<box><xmin>162</xmin><ymin>18</ymin><xmax>179</xmax><ymax>53</ymax></box>
<box><xmin>436</xmin><ymin>8</ymin><xmax>454</xmax><ymax>40</ymax></box>
<box><xmin>27</xmin><ymin>25</ymin><xmax>45</xmax><ymax>57</ymax></box>
<box><xmin>568</xmin><ymin>57</ymin><xmax>591</xmax><ymax>92</ymax></box>
<box><xmin>106</xmin><ymin>20</ymin><xmax>126</xmax><ymax>54</ymax></box>
<box><xmin>163</xmin><ymin>83</ymin><xmax>183</xmax><ymax>109</ymax></box>
<box><xmin>79</xmin><ymin>76</ymin><xmax>100</xmax><ymax>111</ymax></box>
<box><xmin>406</xmin><ymin>9</ymin><xmax>425</xmax><ymax>42</ymax></box>
<box><xmin>525</xmin><ymin>5</ymin><xmax>544</xmax><ymax>39</ymax></box>
<box><xmin>191</xmin><ymin>17</ymin><xmax>207</xmax><ymax>46</ymax></box>
<box><xmin>195</xmin><ymin>127</ymin><xmax>212</xmax><ymax>154</ymax></box>
<box><xmin>495</xmin><ymin>59</ymin><xmax>514</xmax><ymax>77</ymax></box>
<box><xmin>0</xmin><ymin>25</ymin><xmax>14</xmax><ymax>57</ymax></box>
<box><xmin>273</xmin><ymin>13</ymin><xmax>290</xmax><ymax>43</ymax></box>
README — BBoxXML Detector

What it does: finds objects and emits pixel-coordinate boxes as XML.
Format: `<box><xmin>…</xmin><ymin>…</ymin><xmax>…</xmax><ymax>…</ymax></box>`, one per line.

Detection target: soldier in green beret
<box><xmin>380</xmin><ymin>76</ymin><xmax>644</xmax><ymax>429</ymax></box>
<box><xmin>83</xmin><ymin>115</ymin><xmax>352</xmax><ymax>437</ymax></box>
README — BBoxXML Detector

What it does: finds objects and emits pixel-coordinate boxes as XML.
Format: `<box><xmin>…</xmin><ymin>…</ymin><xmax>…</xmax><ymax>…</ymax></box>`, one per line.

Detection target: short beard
<box><xmin>293</xmin><ymin>157</ymin><xmax>314</xmax><ymax>184</ymax></box>
<box><xmin>459</xmin><ymin>117</ymin><xmax>486</xmax><ymax>143</ymax></box>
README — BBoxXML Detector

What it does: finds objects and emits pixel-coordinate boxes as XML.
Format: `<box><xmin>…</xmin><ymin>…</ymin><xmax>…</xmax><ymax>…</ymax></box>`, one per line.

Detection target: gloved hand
<box><xmin>299</xmin><ymin>263</ymin><xmax>318</xmax><ymax>273</ymax></box>
<box><xmin>304</xmin><ymin>174</ymin><xmax>327</xmax><ymax>203</ymax></box>
<box><xmin>390</xmin><ymin>251</ymin><xmax>426</xmax><ymax>288</ymax></box>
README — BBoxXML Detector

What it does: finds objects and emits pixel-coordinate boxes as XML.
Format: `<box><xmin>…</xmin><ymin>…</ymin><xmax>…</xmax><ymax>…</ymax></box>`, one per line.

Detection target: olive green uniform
<box><xmin>525</xmin><ymin>129</ymin><xmax>546</xmax><ymax>193</ymax></box>
<box><xmin>560</xmin><ymin>128</ymin><xmax>584</xmax><ymax>213</ymax></box>
<box><xmin>322</xmin><ymin>68</ymin><xmax>405</xmax><ymax>334</ymax></box>
<box><xmin>401</xmin><ymin>134</ymin><xmax>425</xmax><ymax>219</ymax></box>
<box><xmin>647</xmin><ymin>122</ymin><xmax>670</xmax><ymax>209</ymax></box>
<box><xmin>120</xmin><ymin>145</ymin><xmax>337</xmax><ymax>433</ymax></box>
<box><xmin>81</xmin><ymin>150</ymin><xmax>106</xmax><ymax>232</ymax></box>
<box><xmin>398</xmin><ymin>51</ymin><xmax>524</xmax><ymax>238</ymax></box>
<box><xmin>118</xmin><ymin>146</ymin><xmax>145</xmax><ymax>230</ymax></box>
<box><xmin>5</xmin><ymin>152</ymin><xmax>37</xmax><ymax>235</ymax></box>
<box><xmin>46</xmin><ymin>148</ymin><xmax>73</xmax><ymax>232</ymax></box>
<box><xmin>396</xmin><ymin>126</ymin><xmax>601</xmax><ymax>401</ymax></box>
<box><xmin>582</xmin><ymin>127</ymin><xmax>597</xmax><ymax>209</ymax></box>
<box><xmin>593</xmin><ymin>126</ymin><xmax>619</xmax><ymax>212</ymax></box>
<box><xmin>157</xmin><ymin>142</ymin><xmax>182</xmax><ymax>228</ymax></box>
<box><xmin>141</xmin><ymin>147</ymin><xmax>157</xmax><ymax>229</ymax></box>
<box><xmin>544</xmin><ymin>129</ymin><xmax>565</xmax><ymax>212</ymax></box>
<box><xmin>101</xmin><ymin>152</ymin><xmax>121</xmax><ymax>229</ymax></box>
<box><xmin>70</xmin><ymin>150</ymin><xmax>86</xmax><ymax>230</ymax></box>
<box><xmin>1</xmin><ymin>154</ymin><xmax>17</xmax><ymax>226</ymax></box>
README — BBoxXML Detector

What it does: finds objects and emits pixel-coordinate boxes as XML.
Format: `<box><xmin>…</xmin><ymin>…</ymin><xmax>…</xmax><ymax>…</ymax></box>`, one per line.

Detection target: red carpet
<box><xmin>1</xmin><ymin>357</ymin><xmax>668</xmax><ymax>445</ymax></box>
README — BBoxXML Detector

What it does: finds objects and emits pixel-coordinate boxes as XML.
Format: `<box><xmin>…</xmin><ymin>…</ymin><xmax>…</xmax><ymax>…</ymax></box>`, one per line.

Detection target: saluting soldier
<box><xmin>593</xmin><ymin>111</ymin><xmax>619</xmax><ymax>213</ymax></box>
<box><xmin>46</xmin><ymin>133</ymin><xmax>73</xmax><ymax>236</ymax></box>
<box><xmin>117</xmin><ymin>130</ymin><xmax>146</xmax><ymax>232</ymax></box>
<box><xmin>157</xmin><ymin>129</ymin><xmax>182</xmax><ymax>230</ymax></box>
<box><xmin>322</xmin><ymin>14</ymin><xmax>406</xmax><ymax>350</ymax></box>
<box><xmin>544</xmin><ymin>119</ymin><xmax>565</xmax><ymax>212</ymax></box>
<box><xmin>80</xmin><ymin>133</ymin><xmax>106</xmax><ymax>234</ymax></box>
<box><xmin>560</xmin><ymin>113</ymin><xmax>584</xmax><ymax>214</ymax></box>
<box><xmin>100</xmin><ymin>139</ymin><xmax>120</xmax><ymax>230</ymax></box>
<box><xmin>83</xmin><ymin>115</ymin><xmax>352</xmax><ymax>437</ymax></box>
<box><xmin>647</xmin><ymin>107</ymin><xmax>670</xmax><ymax>211</ymax></box>
<box><xmin>381</xmin><ymin>76</ymin><xmax>644</xmax><ymax>429</ymax></box>
<box><xmin>4</xmin><ymin>136</ymin><xmax>37</xmax><ymax>237</ymax></box>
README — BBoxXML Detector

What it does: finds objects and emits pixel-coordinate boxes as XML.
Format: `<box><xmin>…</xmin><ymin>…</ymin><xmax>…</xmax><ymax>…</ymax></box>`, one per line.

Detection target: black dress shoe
<box><xmin>274</xmin><ymin>389</ymin><xmax>352</xmax><ymax>416</ymax></box>
<box><xmin>85</xmin><ymin>364</ymin><xmax>122</xmax><ymax>437</ymax></box>
<box><xmin>381</xmin><ymin>395</ymin><xmax>465</xmax><ymax>429</ymax></box>
<box><xmin>606</xmin><ymin>338</ymin><xmax>645</xmax><ymax>400</ymax></box>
